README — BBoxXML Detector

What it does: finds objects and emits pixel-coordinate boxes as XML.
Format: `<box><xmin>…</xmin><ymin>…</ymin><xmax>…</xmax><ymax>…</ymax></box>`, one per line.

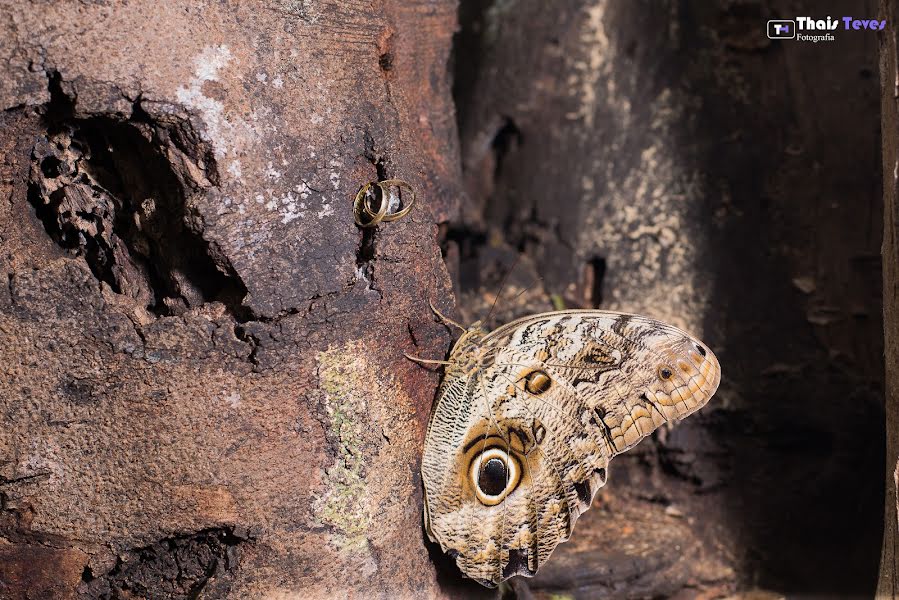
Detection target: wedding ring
<box><xmin>354</xmin><ymin>181</ymin><xmax>389</xmax><ymax>227</ymax></box>
<box><xmin>353</xmin><ymin>179</ymin><xmax>415</xmax><ymax>228</ymax></box>
<box><xmin>372</xmin><ymin>179</ymin><xmax>415</xmax><ymax>222</ymax></box>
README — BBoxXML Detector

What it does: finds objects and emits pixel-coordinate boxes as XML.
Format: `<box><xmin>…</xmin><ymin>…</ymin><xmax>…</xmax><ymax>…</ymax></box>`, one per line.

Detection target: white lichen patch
<box><xmin>245</xmin><ymin>152</ymin><xmax>340</xmax><ymax>225</ymax></box>
<box><xmin>264</xmin><ymin>161</ymin><xmax>283</xmax><ymax>181</ymax></box>
<box><xmin>175</xmin><ymin>45</ymin><xmax>254</xmax><ymax>181</ymax></box>
<box><xmin>354</xmin><ymin>265</ymin><xmax>370</xmax><ymax>285</ymax></box>
<box><xmin>316</xmin><ymin>203</ymin><xmax>334</xmax><ymax>219</ymax></box>
<box><xmin>567</xmin><ymin>0</ymin><xmax>626</xmax><ymax>128</ymax></box>
<box><xmin>578</xmin><ymin>85</ymin><xmax>712</xmax><ymax>336</ymax></box>
<box><xmin>239</xmin><ymin>184</ymin><xmax>309</xmax><ymax>225</ymax></box>
<box><xmin>214</xmin><ymin>390</ymin><xmax>242</xmax><ymax>408</ymax></box>
<box><xmin>328</xmin><ymin>156</ymin><xmax>341</xmax><ymax>191</ymax></box>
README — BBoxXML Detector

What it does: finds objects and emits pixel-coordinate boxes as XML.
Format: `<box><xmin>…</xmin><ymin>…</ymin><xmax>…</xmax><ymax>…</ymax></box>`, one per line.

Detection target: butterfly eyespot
<box><xmin>658</xmin><ymin>366</ymin><xmax>674</xmax><ymax>381</ymax></box>
<box><xmin>524</xmin><ymin>370</ymin><xmax>552</xmax><ymax>395</ymax></box>
<box><xmin>470</xmin><ymin>447</ymin><xmax>521</xmax><ymax>506</ymax></box>
<box><xmin>479</xmin><ymin>458</ymin><xmax>507</xmax><ymax>496</ymax></box>
<box><xmin>694</xmin><ymin>343</ymin><xmax>707</xmax><ymax>357</ymax></box>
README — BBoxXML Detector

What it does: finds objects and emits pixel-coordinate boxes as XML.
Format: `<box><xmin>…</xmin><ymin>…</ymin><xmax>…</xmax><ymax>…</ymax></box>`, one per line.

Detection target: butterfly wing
<box><xmin>421</xmin><ymin>311</ymin><xmax>721</xmax><ymax>587</ymax></box>
<box><xmin>422</xmin><ymin>364</ymin><xmax>578</xmax><ymax>586</ymax></box>
<box><xmin>486</xmin><ymin>310</ymin><xmax>722</xmax><ymax>455</ymax></box>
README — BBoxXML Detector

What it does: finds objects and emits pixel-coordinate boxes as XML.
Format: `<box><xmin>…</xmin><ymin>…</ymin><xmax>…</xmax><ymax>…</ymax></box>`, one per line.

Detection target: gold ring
<box><xmin>373</xmin><ymin>179</ymin><xmax>415</xmax><ymax>222</ymax></box>
<box><xmin>354</xmin><ymin>182</ymin><xmax>389</xmax><ymax>228</ymax></box>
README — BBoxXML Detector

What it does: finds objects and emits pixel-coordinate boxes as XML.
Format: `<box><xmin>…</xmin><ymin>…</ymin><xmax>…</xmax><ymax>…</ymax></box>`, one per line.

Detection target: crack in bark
<box><xmin>354</xmin><ymin>130</ymin><xmax>389</xmax><ymax>298</ymax></box>
<box><xmin>0</xmin><ymin>472</ymin><xmax>51</xmax><ymax>486</ymax></box>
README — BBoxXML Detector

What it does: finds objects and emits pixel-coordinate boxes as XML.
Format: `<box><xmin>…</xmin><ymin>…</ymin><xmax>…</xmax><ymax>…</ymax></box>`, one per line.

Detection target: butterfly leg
<box><xmin>405</xmin><ymin>300</ymin><xmax>465</xmax><ymax>367</ymax></box>
<box><xmin>429</xmin><ymin>298</ymin><xmax>467</xmax><ymax>332</ymax></box>
<box><xmin>403</xmin><ymin>352</ymin><xmax>452</xmax><ymax>367</ymax></box>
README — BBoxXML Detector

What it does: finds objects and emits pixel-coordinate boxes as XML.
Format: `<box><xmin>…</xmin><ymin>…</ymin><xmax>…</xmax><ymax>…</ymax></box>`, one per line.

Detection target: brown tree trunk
<box><xmin>0</xmin><ymin>1</ymin><xmax>467</xmax><ymax>598</ymax></box>
<box><xmin>880</xmin><ymin>0</ymin><xmax>899</xmax><ymax>596</ymax></box>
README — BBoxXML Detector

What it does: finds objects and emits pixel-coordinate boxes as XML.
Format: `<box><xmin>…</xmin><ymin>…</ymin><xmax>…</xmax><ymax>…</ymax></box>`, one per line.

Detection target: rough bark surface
<box><xmin>453</xmin><ymin>0</ymin><xmax>884</xmax><ymax>597</ymax></box>
<box><xmin>0</xmin><ymin>1</ymin><xmax>464</xmax><ymax>598</ymax></box>
<box><xmin>880</xmin><ymin>0</ymin><xmax>899</xmax><ymax>596</ymax></box>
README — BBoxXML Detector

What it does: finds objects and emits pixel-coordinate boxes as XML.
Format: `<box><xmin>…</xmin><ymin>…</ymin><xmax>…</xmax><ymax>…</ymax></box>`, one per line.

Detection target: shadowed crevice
<box><xmin>27</xmin><ymin>71</ymin><xmax>251</xmax><ymax>321</ymax></box>
<box><xmin>76</xmin><ymin>527</ymin><xmax>252</xmax><ymax>599</ymax></box>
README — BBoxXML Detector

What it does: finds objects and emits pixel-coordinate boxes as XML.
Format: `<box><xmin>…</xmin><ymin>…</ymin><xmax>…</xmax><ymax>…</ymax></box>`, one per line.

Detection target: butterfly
<box><xmin>417</xmin><ymin>307</ymin><xmax>721</xmax><ymax>587</ymax></box>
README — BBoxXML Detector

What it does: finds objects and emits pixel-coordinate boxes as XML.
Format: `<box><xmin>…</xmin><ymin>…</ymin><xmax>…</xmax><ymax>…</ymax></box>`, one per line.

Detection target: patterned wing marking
<box><xmin>487</xmin><ymin>311</ymin><xmax>721</xmax><ymax>454</ymax></box>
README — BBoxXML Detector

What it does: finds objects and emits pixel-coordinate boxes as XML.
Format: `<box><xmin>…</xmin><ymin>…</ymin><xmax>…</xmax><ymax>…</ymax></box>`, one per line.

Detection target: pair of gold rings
<box><xmin>353</xmin><ymin>179</ymin><xmax>415</xmax><ymax>227</ymax></box>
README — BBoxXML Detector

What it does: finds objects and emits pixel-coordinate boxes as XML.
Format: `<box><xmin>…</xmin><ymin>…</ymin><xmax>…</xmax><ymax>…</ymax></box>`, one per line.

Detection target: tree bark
<box><xmin>880</xmin><ymin>1</ymin><xmax>899</xmax><ymax>596</ymax></box>
<box><xmin>0</xmin><ymin>1</ymin><xmax>468</xmax><ymax>598</ymax></box>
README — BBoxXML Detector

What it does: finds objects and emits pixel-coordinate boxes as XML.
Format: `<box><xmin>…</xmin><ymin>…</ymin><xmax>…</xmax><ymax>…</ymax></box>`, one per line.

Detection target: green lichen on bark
<box><xmin>313</xmin><ymin>343</ymin><xmax>374</xmax><ymax>553</ymax></box>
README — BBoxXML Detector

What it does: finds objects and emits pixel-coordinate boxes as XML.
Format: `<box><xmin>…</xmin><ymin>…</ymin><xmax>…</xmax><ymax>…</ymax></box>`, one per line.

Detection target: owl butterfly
<box><xmin>420</xmin><ymin>309</ymin><xmax>721</xmax><ymax>587</ymax></box>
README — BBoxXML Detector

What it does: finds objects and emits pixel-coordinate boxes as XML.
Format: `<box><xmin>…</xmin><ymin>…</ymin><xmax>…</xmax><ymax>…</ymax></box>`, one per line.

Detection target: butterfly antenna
<box><xmin>428</xmin><ymin>299</ymin><xmax>467</xmax><ymax>332</ymax></box>
<box><xmin>485</xmin><ymin>252</ymin><xmax>522</xmax><ymax>326</ymax></box>
<box><xmin>510</xmin><ymin>275</ymin><xmax>544</xmax><ymax>303</ymax></box>
<box><xmin>403</xmin><ymin>352</ymin><xmax>452</xmax><ymax>367</ymax></box>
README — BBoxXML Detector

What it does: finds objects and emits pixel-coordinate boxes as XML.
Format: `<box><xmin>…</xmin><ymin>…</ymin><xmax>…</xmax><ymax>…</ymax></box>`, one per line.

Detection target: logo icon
<box><xmin>767</xmin><ymin>20</ymin><xmax>796</xmax><ymax>39</ymax></box>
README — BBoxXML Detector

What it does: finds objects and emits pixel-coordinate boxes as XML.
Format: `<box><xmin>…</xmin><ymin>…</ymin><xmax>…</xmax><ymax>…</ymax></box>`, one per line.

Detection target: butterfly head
<box><xmin>445</xmin><ymin>321</ymin><xmax>490</xmax><ymax>374</ymax></box>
